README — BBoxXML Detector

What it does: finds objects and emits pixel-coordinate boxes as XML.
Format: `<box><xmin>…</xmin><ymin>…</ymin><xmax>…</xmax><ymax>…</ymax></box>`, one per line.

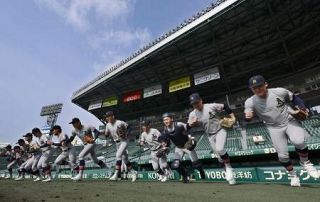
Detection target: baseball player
<box><xmin>32</xmin><ymin>128</ymin><xmax>54</xmax><ymax>182</ymax></box>
<box><xmin>120</xmin><ymin>159</ymin><xmax>128</xmax><ymax>180</ymax></box>
<box><xmin>9</xmin><ymin>145</ymin><xmax>25</xmax><ymax>180</ymax></box>
<box><xmin>104</xmin><ymin>111</ymin><xmax>137</xmax><ymax>182</ymax></box>
<box><xmin>244</xmin><ymin>75</ymin><xmax>319</xmax><ymax>187</ymax></box>
<box><xmin>15</xmin><ymin>133</ymin><xmax>42</xmax><ymax>181</ymax></box>
<box><xmin>188</xmin><ymin>93</ymin><xmax>236</xmax><ymax>185</ymax></box>
<box><xmin>14</xmin><ymin>139</ymin><xmax>31</xmax><ymax>180</ymax></box>
<box><xmin>68</xmin><ymin>118</ymin><xmax>106</xmax><ymax>181</ymax></box>
<box><xmin>140</xmin><ymin>120</ymin><xmax>171</xmax><ymax>182</ymax></box>
<box><xmin>0</xmin><ymin>145</ymin><xmax>15</xmax><ymax>179</ymax></box>
<box><xmin>161</xmin><ymin>113</ymin><xmax>205</xmax><ymax>183</ymax></box>
<box><xmin>47</xmin><ymin>125</ymin><xmax>77</xmax><ymax>174</ymax></box>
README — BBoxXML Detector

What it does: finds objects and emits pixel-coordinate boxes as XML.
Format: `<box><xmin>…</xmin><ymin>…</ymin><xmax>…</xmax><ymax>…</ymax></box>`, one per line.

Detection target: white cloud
<box><xmin>34</xmin><ymin>0</ymin><xmax>133</xmax><ymax>31</ymax></box>
<box><xmin>33</xmin><ymin>0</ymin><xmax>153</xmax><ymax>97</ymax></box>
<box><xmin>89</xmin><ymin>28</ymin><xmax>151</xmax><ymax>49</ymax></box>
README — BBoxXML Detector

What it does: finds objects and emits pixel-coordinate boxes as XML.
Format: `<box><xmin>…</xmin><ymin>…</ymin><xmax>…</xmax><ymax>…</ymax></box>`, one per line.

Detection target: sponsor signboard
<box><xmin>102</xmin><ymin>96</ymin><xmax>118</xmax><ymax>107</ymax></box>
<box><xmin>88</xmin><ymin>100</ymin><xmax>102</xmax><ymax>110</ymax></box>
<box><xmin>169</xmin><ymin>76</ymin><xmax>191</xmax><ymax>93</ymax></box>
<box><xmin>143</xmin><ymin>84</ymin><xmax>162</xmax><ymax>98</ymax></box>
<box><xmin>123</xmin><ymin>90</ymin><xmax>142</xmax><ymax>103</ymax></box>
<box><xmin>194</xmin><ymin>68</ymin><xmax>220</xmax><ymax>85</ymax></box>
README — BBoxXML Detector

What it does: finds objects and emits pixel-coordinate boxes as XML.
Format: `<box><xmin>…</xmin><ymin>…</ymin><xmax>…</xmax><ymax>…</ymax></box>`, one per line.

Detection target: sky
<box><xmin>0</xmin><ymin>0</ymin><xmax>214</xmax><ymax>144</ymax></box>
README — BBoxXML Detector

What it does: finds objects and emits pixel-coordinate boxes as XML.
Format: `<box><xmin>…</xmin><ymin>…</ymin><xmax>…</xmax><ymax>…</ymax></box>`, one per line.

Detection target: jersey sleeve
<box><xmin>90</xmin><ymin>127</ymin><xmax>100</xmax><ymax>139</ymax></box>
<box><xmin>120</xmin><ymin>121</ymin><xmax>129</xmax><ymax>129</ymax></box>
<box><xmin>177</xmin><ymin>122</ymin><xmax>188</xmax><ymax>131</ymax></box>
<box><xmin>71</xmin><ymin>130</ymin><xmax>77</xmax><ymax>138</ymax></box>
<box><xmin>104</xmin><ymin>125</ymin><xmax>111</xmax><ymax>136</ymax></box>
<box><xmin>244</xmin><ymin>98</ymin><xmax>254</xmax><ymax>113</ymax></box>
<box><xmin>188</xmin><ymin>111</ymin><xmax>196</xmax><ymax>123</ymax></box>
<box><xmin>140</xmin><ymin>133</ymin><xmax>146</xmax><ymax>142</ymax></box>
<box><xmin>276</xmin><ymin>88</ymin><xmax>294</xmax><ymax>102</ymax></box>
<box><xmin>154</xmin><ymin>129</ymin><xmax>161</xmax><ymax>138</ymax></box>
<box><xmin>210</xmin><ymin>103</ymin><xmax>225</xmax><ymax>112</ymax></box>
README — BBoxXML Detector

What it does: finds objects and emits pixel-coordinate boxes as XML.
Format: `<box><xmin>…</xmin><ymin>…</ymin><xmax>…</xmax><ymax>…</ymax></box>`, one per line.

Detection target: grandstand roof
<box><xmin>72</xmin><ymin>0</ymin><xmax>320</xmax><ymax>121</ymax></box>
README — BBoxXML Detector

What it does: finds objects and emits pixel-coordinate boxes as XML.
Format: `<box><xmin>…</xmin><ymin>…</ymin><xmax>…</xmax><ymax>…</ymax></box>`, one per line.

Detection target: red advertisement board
<box><xmin>123</xmin><ymin>90</ymin><xmax>142</xmax><ymax>103</ymax></box>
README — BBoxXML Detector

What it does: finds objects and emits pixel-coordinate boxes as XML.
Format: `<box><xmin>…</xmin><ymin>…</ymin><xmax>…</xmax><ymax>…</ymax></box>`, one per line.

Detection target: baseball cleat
<box><xmin>131</xmin><ymin>170</ymin><xmax>137</xmax><ymax>182</ymax></box>
<box><xmin>15</xmin><ymin>176</ymin><xmax>24</xmax><ymax>181</ymax></box>
<box><xmin>33</xmin><ymin>177</ymin><xmax>42</xmax><ymax>182</ymax></box>
<box><xmin>71</xmin><ymin>173</ymin><xmax>82</xmax><ymax>181</ymax></box>
<box><xmin>290</xmin><ymin>175</ymin><xmax>301</xmax><ymax>187</ymax></box>
<box><xmin>182</xmin><ymin>176</ymin><xmax>190</xmax><ymax>184</ymax></box>
<box><xmin>301</xmin><ymin>161</ymin><xmax>320</xmax><ymax>179</ymax></box>
<box><xmin>158</xmin><ymin>175</ymin><xmax>164</xmax><ymax>181</ymax></box>
<box><xmin>5</xmin><ymin>175</ymin><xmax>12</xmax><ymax>179</ymax></box>
<box><xmin>161</xmin><ymin>175</ymin><xmax>168</xmax><ymax>182</ymax></box>
<box><xmin>228</xmin><ymin>178</ymin><xmax>237</xmax><ymax>185</ymax></box>
<box><xmin>42</xmin><ymin>176</ymin><xmax>52</xmax><ymax>182</ymax></box>
<box><xmin>98</xmin><ymin>160</ymin><xmax>106</xmax><ymax>168</ymax></box>
<box><xmin>109</xmin><ymin>173</ymin><xmax>118</xmax><ymax>181</ymax></box>
<box><xmin>225</xmin><ymin>168</ymin><xmax>234</xmax><ymax>180</ymax></box>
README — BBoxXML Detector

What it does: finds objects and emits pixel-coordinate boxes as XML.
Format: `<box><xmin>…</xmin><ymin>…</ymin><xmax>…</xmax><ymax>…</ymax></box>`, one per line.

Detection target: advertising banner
<box><xmin>169</xmin><ymin>76</ymin><xmax>191</xmax><ymax>93</ymax></box>
<box><xmin>123</xmin><ymin>90</ymin><xmax>142</xmax><ymax>103</ymax></box>
<box><xmin>88</xmin><ymin>100</ymin><xmax>102</xmax><ymax>110</ymax></box>
<box><xmin>143</xmin><ymin>84</ymin><xmax>162</xmax><ymax>98</ymax></box>
<box><xmin>102</xmin><ymin>96</ymin><xmax>118</xmax><ymax>107</ymax></box>
<box><xmin>194</xmin><ymin>67</ymin><xmax>220</xmax><ymax>86</ymax></box>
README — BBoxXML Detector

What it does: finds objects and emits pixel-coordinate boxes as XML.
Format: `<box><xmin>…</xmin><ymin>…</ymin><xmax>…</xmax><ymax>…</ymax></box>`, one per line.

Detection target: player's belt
<box><xmin>115</xmin><ymin>140</ymin><xmax>121</xmax><ymax>143</ymax></box>
<box><xmin>62</xmin><ymin>148</ymin><xmax>71</xmax><ymax>152</ymax></box>
<box><xmin>208</xmin><ymin>128</ymin><xmax>222</xmax><ymax>136</ymax></box>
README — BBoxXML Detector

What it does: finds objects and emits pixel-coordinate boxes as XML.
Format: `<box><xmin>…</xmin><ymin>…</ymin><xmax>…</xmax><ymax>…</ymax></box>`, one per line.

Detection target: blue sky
<box><xmin>0</xmin><ymin>0</ymin><xmax>213</xmax><ymax>144</ymax></box>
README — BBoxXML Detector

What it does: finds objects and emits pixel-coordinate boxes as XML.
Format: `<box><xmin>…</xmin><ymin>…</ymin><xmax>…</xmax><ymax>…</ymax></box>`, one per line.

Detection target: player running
<box><xmin>9</xmin><ymin>145</ymin><xmax>26</xmax><ymax>180</ymax></box>
<box><xmin>188</xmin><ymin>93</ymin><xmax>236</xmax><ymax>185</ymax></box>
<box><xmin>139</xmin><ymin>120</ymin><xmax>171</xmax><ymax>182</ymax></box>
<box><xmin>244</xmin><ymin>75</ymin><xmax>319</xmax><ymax>187</ymax></box>
<box><xmin>161</xmin><ymin>113</ymin><xmax>205</xmax><ymax>183</ymax></box>
<box><xmin>104</xmin><ymin>111</ymin><xmax>137</xmax><ymax>182</ymax></box>
<box><xmin>69</xmin><ymin>118</ymin><xmax>106</xmax><ymax>181</ymax></box>
<box><xmin>47</xmin><ymin>125</ymin><xmax>77</xmax><ymax>175</ymax></box>
<box><xmin>0</xmin><ymin>145</ymin><xmax>15</xmax><ymax>179</ymax></box>
<box><xmin>32</xmin><ymin>128</ymin><xmax>54</xmax><ymax>182</ymax></box>
<box><xmin>15</xmin><ymin>133</ymin><xmax>41</xmax><ymax>181</ymax></box>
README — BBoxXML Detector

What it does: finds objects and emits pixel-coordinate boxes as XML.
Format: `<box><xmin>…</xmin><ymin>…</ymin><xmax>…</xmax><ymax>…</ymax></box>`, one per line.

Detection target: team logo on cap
<box><xmin>253</xmin><ymin>79</ymin><xmax>257</xmax><ymax>84</ymax></box>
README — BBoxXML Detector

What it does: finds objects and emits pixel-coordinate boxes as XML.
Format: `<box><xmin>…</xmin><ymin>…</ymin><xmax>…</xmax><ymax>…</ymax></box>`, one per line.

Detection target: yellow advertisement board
<box><xmin>102</xmin><ymin>96</ymin><xmax>118</xmax><ymax>107</ymax></box>
<box><xmin>169</xmin><ymin>76</ymin><xmax>191</xmax><ymax>93</ymax></box>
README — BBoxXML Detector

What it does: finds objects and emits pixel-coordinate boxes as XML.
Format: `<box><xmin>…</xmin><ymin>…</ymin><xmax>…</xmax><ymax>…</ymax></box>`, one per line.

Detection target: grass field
<box><xmin>0</xmin><ymin>179</ymin><xmax>319</xmax><ymax>202</ymax></box>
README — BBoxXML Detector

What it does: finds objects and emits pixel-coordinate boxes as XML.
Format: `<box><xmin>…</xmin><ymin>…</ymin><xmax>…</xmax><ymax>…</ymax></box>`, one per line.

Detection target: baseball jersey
<box><xmin>38</xmin><ymin>134</ymin><xmax>52</xmax><ymax>152</ymax></box>
<box><xmin>188</xmin><ymin>103</ymin><xmax>225</xmax><ymax>135</ymax></box>
<box><xmin>163</xmin><ymin>122</ymin><xmax>189</xmax><ymax>148</ymax></box>
<box><xmin>19</xmin><ymin>142</ymin><xmax>32</xmax><ymax>159</ymax></box>
<box><xmin>140</xmin><ymin>128</ymin><xmax>162</xmax><ymax>151</ymax></box>
<box><xmin>26</xmin><ymin>140</ymin><xmax>41</xmax><ymax>156</ymax></box>
<box><xmin>244</xmin><ymin>88</ymin><xmax>294</xmax><ymax>127</ymax></box>
<box><xmin>71</xmin><ymin>125</ymin><xmax>99</xmax><ymax>144</ymax></box>
<box><xmin>105</xmin><ymin>120</ymin><xmax>129</xmax><ymax>141</ymax></box>
<box><xmin>3</xmin><ymin>150</ymin><xmax>14</xmax><ymax>162</ymax></box>
<box><xmin>58</xmin><ymin>133</ymin><xmax>73</xmax><ymax>151</ymax></box>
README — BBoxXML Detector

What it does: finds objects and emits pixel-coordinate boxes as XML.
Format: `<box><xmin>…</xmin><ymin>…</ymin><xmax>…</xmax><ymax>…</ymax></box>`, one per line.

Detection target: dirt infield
<box><xmin>0</xmin><ymin>179</ymin><xmax>319</xmax><ymax>202</ymax></box>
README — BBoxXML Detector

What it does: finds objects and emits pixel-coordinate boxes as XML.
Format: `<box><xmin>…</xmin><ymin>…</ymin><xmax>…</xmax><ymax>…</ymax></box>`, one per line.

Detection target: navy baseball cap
<box><xmin>31</xmin><ymin>128</ymin><xmax>41</xmax><ymax>134</ymax></box>
<box><xmin>52</xmin><ymin>125</ymin><xmax>62</xmax><ymax>131</ymax></box>
<box><xmin>23</xmin><ymin>133</ymin><xmax>32</xmax><ymax>138</ymax></box>
<box><xmin>189</xmin><ymin>93</ymin><xmax>202</xmax><ymax>105</ymax></box>
<box><xmin>248</xmin><ymin>75</ymin><xmax>266</xmax><ymax>88</ymax></box>
<box><xmin>140</xmin><ymin>120</ymin><xmax>151</xmax><ymax>126</ymax></box>
<box><xmin>105</xmin><ymin>111</ymin><xmax>114</xmax><ymax>117</ymax></box>
<box><xmin>16</xmin><ymin>139</ymin><xmax>25</xmax><ymax>144</ymax></box>
<box><xmin>162</xmin><ymin>112</ymin><xmax>173</xmax><ymax>119</ymax></box>
<box><xmin>69</xmin><ymin>117</ymin><xmax>80</xmax><ymax>124</ymax></box>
